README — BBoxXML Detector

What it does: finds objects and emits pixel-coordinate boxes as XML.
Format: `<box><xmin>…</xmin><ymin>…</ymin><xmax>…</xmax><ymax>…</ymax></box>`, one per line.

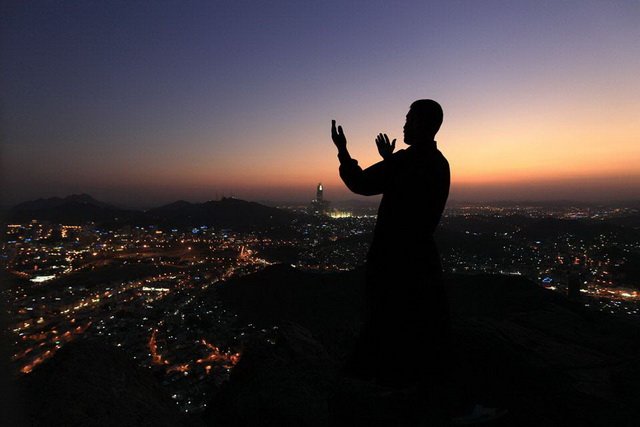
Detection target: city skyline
<box><xmin>2</xmin><ymin>1</ymin><xmax>639</xmax><ymax>207</ymax></box>
<box><xmin>4</xmin><ymin>187</ymin><xmax>640</xmax><ymax>212</ymax></box>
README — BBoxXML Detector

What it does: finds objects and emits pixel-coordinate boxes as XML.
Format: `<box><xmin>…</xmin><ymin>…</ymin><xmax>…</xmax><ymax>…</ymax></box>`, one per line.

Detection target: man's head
<box><xmin>403</xmin><ymin>99</ymin><xmax>443</xmax><ymax>145</ymax></box>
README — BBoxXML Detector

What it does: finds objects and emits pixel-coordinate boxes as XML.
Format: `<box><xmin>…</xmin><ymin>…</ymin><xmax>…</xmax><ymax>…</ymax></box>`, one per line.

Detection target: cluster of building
<box><xmin>2</xmin><ymin>192</ymin><xmax>639</xmax><ymax>412</ymax></box>
<box><xmin>2</xmin><ymin>222</ymin><xmax>273</xmax><ymax>412</ymax></box>
<box><xmin>438</xmin><ymin>206</ymin><xmax>640</xmax><ymax>315</ymax></box>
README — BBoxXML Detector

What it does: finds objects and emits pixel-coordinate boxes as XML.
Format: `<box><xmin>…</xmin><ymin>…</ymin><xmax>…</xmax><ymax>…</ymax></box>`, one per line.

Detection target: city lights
<box><xmin>2</xmin><ymin>201</ymin><xmax>639</xmax><ymax>413</ymax></box>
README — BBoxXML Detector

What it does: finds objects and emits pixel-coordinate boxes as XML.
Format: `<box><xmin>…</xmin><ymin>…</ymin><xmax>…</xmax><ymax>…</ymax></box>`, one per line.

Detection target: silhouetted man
<box><xmin>332</xmin><ymin>99</ymin><xmax>450</xmax><ymax>391</ymax></box>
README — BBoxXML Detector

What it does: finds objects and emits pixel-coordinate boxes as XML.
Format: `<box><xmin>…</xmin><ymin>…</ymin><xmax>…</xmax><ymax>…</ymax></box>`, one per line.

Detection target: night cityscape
<box><xmin>2</xmin><ymin>192</ymin><xmax>639</xmax><ymax>415</ymax></box>
<box><xmin>3</xmin><ymin>1</ymin><xmax>640</xmax><ymax>425</ymax></box>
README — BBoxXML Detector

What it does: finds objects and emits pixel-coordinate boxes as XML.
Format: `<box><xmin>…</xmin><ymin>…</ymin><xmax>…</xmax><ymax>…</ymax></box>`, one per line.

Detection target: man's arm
<box><xmin>339</xmin><ymin>157</ymin><xmax>388</xmax><ymax>196</ymax></box>
<box><xmin>332</xmin><ymin>120</ymin><xmax>388</xmax><ymax>196</ymax></box>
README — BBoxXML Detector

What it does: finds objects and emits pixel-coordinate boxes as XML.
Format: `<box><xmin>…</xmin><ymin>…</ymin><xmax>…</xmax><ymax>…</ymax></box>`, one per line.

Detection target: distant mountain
<box><xmin>6</xmin><ymin>195</ymin><xmax>314</xmax><ymax>230</ymax></box>
<box><xmin>145</xmin><ymin>197</ymin><xmax>310</xmax><ymax>230</ymax></box>
<box><xmin>7</xmin><ymin>194</ymin><xmax>138</xmax><ymax>225</ymax></box>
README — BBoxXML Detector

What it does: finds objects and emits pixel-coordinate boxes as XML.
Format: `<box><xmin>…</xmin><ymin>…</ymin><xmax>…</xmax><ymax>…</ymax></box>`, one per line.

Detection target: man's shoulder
<box><xmin>397</xmin><ymin>146</ymin><xmax>447</xmax><ymax>163</ymax></box>
<box><xmin>435</xmin><ymin>150</ymin><xmax>450</xmax><ymax>177</ymax></box>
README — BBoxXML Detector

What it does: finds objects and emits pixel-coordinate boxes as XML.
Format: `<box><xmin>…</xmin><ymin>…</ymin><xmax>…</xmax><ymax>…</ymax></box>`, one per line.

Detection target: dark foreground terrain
<box><xmin>9</xmin><ymin>264</ymin><xmax>640</xmax><ymax>426</ymax></box>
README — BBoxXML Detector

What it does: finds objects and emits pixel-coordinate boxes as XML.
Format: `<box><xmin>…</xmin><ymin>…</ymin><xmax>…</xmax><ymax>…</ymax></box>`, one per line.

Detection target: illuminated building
<box><xmin>309</xmin><ymin>183</ymin><xmax>330</xmax><ymax>216</ymax></box>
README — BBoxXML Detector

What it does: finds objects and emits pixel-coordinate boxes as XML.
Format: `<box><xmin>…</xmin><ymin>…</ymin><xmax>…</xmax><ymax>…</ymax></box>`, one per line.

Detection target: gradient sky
<box><xmin>2</xmin><ymin>0</ymin><xmax>639</xmax><ymax>207</ymax></box>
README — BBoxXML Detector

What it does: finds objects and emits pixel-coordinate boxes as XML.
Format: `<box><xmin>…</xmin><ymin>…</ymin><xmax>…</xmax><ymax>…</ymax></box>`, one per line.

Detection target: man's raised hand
<box><xmin>375</xmin><ymin>133</ymin><xmax>395</xmax><ymax>160</ymax></box>
<box><xmin>331</xmin><ymin>120</ymin><xmax>348</xmax><ymax>153</ymax></box>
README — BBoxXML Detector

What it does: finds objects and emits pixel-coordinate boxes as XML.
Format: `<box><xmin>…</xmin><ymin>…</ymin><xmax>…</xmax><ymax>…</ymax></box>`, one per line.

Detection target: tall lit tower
<box><xmin>309</xmin><ymin>183</ymin><xmax>329</xmax><ymax>215</ymax></box>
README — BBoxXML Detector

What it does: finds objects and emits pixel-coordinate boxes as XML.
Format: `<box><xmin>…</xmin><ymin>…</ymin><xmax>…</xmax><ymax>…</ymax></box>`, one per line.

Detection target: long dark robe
<box><xmin>338</xmin><ymin>141</ymin><xmax>450</xmax><ymax>387</ymax></box>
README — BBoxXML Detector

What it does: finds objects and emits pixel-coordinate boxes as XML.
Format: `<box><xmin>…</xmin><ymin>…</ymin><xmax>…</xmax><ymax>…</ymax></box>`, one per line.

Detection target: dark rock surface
<box><xmin>447</xmin><ymin>274</ymin><xmax>640</xmax><ymax>426</ymax></box>
<box><xmin>14</xmin><ymin>339</ymin><xmax>196</xmax><ymax>427</ymax></box>
<box><xmin>207</xmin><ymin>265</ymin><xmax>640</xmax><ymax>426</ymax></box>
<box><xmin>11</xmin><ymin>266</ymin><xmax>640</xmax><ymax>426</ymax></box>
<box><xmin>207</xmin><ymin>322</ymin><xmax>335</xmax><ymax>427</ymax></box>
<box><xmin>214</xmin><ymin>264</ymin><xmax>365</xmax><ymax>360</ymax></box>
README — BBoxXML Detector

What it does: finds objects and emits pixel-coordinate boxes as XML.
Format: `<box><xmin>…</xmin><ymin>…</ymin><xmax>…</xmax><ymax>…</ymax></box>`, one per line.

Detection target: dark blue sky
<box><xmin>2</xmin><ymin>1</ymin><xmax>639</xmax><ymax>206</ymax></box>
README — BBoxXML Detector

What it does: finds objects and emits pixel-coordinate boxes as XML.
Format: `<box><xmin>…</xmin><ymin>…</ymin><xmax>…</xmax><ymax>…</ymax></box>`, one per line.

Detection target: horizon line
<box><xmin>2</xmin><ymin>192</ymin><xmax>639</xmax><ymax>211</ymax></box>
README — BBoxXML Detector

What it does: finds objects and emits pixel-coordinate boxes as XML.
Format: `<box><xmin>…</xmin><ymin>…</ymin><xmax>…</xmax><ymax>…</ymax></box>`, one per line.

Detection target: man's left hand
<box><xmin>375</xmin><ymin>133</ymin><xmax>395</xmax><ymax>160</ymax></box>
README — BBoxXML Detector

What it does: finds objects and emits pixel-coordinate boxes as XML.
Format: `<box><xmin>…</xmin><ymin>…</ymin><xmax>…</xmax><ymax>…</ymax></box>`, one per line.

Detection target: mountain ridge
<box><xmin>6</xmin><ymin>194</ymin><xmax>310</xmax><ymax>230</ymax></box>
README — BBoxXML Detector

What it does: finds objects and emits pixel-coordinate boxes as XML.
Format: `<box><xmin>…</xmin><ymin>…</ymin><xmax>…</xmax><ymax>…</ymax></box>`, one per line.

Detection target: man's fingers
<box><xmin>391</xmin><ymin>139</ymin><xmax>396</xmax><ymax>150</ymax></box>
<box><xmin>338</xmin><ymin>125</ymin><xmax>344</xmax><ymax>136</ymax></box>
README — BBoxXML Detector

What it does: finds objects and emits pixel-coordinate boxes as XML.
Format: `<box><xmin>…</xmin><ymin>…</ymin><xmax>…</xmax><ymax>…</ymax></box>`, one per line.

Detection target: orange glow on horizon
<box><xmin>123</xmin><ymin>109</ymin><xmax>639</xmax><ymax>201</ymax></box>
<box><xmin>14</xmin><ymin>100</ymin><xmax>637</xmax><ymax>204</ymax></box>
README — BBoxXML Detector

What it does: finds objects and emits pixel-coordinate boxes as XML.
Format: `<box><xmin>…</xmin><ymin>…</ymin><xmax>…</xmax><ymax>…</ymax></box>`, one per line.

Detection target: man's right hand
<box><xmin>331</xmin><ymin>120</ymin><xmax>348</xmax><ymax>153</ymax></box>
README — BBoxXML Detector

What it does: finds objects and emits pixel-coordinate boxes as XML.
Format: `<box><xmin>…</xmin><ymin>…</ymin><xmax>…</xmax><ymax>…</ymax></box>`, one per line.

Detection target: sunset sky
<box><xmin>2</xmin><ymin>1</ymin><xmax>639</xmax><ymax>207</ymax></box>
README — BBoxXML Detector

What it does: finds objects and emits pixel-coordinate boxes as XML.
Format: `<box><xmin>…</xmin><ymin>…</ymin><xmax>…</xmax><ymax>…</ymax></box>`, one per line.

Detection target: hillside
<box><xmin>10</xmin><ymin>266</ymin><xmax>640</xmax><ymax>426</ymax></box>
<box><xmin>6</xmin><ymin>194</ymin><xmax>310</xmax><ymax>231</ymax></box>
<box><xmin>14</xmin><ymin>339</ymin><xmax>197</xmax><ymax>427</ymax></box>
<box><xmin>7</xmin><ymin>194</ymin><xmax>139</xmax><ymax>225</ymax></box>
<box><xmin>206</xmin><ymin>265</ymin><xmax>640</xmax><ymax>426</ymax></box>
<box><xmin>145</xmin><ymin>197</ymin><xmax>306</xmax><ymax>230</ymax></box>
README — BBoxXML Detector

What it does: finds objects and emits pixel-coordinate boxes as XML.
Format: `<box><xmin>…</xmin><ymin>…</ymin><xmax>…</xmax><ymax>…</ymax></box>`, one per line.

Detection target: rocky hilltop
<box><xmin>12</xmin><ymin>266</ymin><xmax>640</xmax><ymax>426</ymax></box>
<box><xmin>206</xmin><ymin>265</ymin><xmax>640</xmax><ymax>426</ymax></box>
<box><xmin>13</xmin><ymin>340</ymin><xmax>197</xmax><ymax>427</ymax></box>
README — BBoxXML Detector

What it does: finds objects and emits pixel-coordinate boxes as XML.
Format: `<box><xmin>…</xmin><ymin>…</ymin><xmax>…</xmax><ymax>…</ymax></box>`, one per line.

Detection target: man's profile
<box><xmin>331</xmin><ymin>99</ymin><xmax>451</xmax><ymax>397</ymax></box>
